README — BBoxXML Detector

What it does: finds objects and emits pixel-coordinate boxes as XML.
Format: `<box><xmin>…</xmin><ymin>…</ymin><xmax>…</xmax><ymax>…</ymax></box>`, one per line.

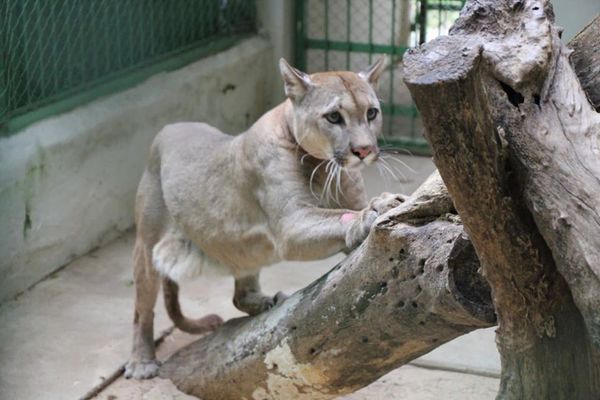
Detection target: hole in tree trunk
<box><xmin>498</xmin><ymin>80</ymin><xmax>525</xmax><ymax>108</ymax></box>
<box><xmin>448</xmin><ymin>235</ymin><xmax>496</xmax><ymax>323</ymax></box>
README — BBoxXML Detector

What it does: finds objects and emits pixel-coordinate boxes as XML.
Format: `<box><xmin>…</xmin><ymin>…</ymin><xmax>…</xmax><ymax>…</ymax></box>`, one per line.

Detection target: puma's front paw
<box><xmin>124</xmin><ymin>359</ymin><xmax>161</xmax><ymax>380</ymax></box>
<box><xmin>344</xmin><ymin>193</ymin><xmax>406</xmax><ymax>250</ymax></box>
<box><xmin>369</xmin><ymin>192</ymin><xmax>406</xmax><ymax>214</ymax></box>
<box><xmin>345</xmin><ymin>208</ymin><xmax>378</xmax><ymax>250</ymax></box>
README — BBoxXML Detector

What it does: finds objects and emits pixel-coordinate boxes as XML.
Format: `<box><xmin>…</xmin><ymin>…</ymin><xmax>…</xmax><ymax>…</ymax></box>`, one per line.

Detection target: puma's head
<box><xmin>279</xmin><ymin>57</ymin><xmax>386</xmax><ymax>168</ymax></box>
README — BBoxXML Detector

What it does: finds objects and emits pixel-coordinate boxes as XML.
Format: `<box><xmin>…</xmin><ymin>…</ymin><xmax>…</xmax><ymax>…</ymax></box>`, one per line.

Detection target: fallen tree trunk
<box><xmin>404</xmin><ymin>2</ymin><xmax>600</xmax><ymax>399</ymax></box>
<box><xmin>159</xmin><ymin>175</ymin><xmax>495</xmax><ymax>399</ymax></box>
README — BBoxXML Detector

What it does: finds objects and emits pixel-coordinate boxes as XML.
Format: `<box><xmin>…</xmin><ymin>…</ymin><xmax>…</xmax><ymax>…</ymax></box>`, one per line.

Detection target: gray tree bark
<box><xmin>403</xmin><ymin>2</ymin><xmax>600</xmax><ymax>399</ymax></box>
<box><xmin>569</xmin><ymin>15</ymin><xmax>600</xmax><ymax>112</ymax></box>
<box><xmin>159</xmin><ymin>174</ymin><xmax>495</xmax><ymax>399</ymax></box>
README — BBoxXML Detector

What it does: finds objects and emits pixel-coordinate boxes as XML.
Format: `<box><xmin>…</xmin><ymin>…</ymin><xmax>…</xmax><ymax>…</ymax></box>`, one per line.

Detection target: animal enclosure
<box><xmin>0</xmin><ymin>0</ymin><xmax>256</xmax><ymax>135</ymax></box>
<box><xmin>294</xmin><ymin>0</ymin><xmax>464</xmax><ymax>154</ymax></box>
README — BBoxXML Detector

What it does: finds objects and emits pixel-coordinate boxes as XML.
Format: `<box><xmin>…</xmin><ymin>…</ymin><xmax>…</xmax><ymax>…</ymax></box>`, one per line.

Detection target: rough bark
<box><xmin>159</xmin><ymin>175</ymin><xmax>495</xmax><ymax>400</ymax></box>
<box><xmin>569</xmin><ymin>15</ymin><xmax>600</xmax><ymax>111</ymax></box>
<box><xmin>403</xmin><ymin>2</ymin><xmax>600</xmax><ymax>399</ymax></box>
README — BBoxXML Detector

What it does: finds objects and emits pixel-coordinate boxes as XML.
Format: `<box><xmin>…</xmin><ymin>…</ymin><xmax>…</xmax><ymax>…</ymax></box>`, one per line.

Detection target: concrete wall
<box><xmin>553</xmin><ymin>0</ymin><xmax>600</xmax><ymax>41</ymax></box>
<box><xmin>0</xmin><ymin>37</ymin><xmax>274</xmax><ymax>303</ymax></box>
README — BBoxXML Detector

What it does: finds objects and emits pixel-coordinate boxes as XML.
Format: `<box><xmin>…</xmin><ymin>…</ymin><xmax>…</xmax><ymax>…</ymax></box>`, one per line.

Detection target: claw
<box><xmin>124</xmin><ymin>359</ymin><xmax>161</xmax><ymax>380</ymax></box>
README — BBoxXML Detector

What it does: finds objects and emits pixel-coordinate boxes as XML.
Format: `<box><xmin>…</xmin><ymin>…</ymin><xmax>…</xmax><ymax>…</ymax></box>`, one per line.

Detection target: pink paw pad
<box><xmin>340</xmin><ymin>212</ymin><xmax>355</xmax><ymax>224</ymax></box>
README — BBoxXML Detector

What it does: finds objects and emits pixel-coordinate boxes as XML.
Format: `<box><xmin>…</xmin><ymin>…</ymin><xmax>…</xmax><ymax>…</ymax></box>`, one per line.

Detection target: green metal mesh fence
<box><xmin>0</xmin><ymin>0</ymin><xmax>256</xmax><ymax>134</ymax></box>
<box><xmin>295</xmin><ymin>0</ymin><xmax>464</xmax><ymax>154</ymax></box>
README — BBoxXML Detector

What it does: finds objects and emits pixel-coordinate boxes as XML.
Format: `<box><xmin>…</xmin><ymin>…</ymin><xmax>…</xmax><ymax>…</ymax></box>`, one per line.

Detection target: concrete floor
<box><xmin>0</xmin><ymin>157</ymin><xmax>501</xmax><ymax>400</ymax></box>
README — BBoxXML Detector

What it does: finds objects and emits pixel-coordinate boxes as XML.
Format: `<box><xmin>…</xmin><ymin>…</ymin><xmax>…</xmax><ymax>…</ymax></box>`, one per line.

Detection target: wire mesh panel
<box><xmin>0</xmin><ymin>0</ymin><xmax>256</xmax><ymax>134</ymax></box>
<box><xmin>295</xmin><ymin>0</ymin><xmax>464</xmax><ymax>154</ymax></box>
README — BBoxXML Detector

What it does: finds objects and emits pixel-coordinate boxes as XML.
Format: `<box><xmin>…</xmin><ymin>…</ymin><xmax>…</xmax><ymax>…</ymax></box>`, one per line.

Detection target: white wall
<box><xmin>0</xmin><ymin>37</ymin><xmax>273</xmax><ymax>303</ymax></box>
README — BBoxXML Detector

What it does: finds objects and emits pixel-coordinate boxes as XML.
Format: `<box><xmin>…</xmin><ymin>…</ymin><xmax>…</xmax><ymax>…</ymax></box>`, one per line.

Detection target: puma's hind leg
<box><xmin>233</xmin><ymin>273</ymin><xmax>288</xmax><ymax>316</ymax></box>
<box><xmin>125</xmin><ymin>239</ymin><xmax>161</xmax><ymax>379</ymax></box>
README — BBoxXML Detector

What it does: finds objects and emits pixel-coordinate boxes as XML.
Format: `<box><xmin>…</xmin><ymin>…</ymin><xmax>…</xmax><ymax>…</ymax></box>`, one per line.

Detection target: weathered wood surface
<box><xmin>569</xmin><ymin>15</ymin><xmax>600</xmax><ymax>111</ymax></box>
<box><xmin>404</xmin><ymin>1</ymin><xmax>600</xmax><ymax>399</ymax></box>
<box><xmin>159</xmin><ymin>175</ymin><xmax>495</xmax><ymax>400</ymax></box>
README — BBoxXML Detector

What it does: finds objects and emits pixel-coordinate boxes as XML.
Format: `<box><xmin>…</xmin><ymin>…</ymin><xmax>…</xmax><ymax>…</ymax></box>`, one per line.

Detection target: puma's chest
<box><xmin>201</xmin><ymin>222</ymin><xmax>280</xmax><ymax>276</ymax></box>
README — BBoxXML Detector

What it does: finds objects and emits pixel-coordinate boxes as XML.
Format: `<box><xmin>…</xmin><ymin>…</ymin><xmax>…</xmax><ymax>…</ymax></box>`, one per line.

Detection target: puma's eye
<box><xmin>367</xmin><ymin>108</ymin><xmax>379</xmax><ymax>121</ymax></box>
<box><xmin>324</xmin><ymin>111</ymin><xmax>343</xmax><ymax>124</ymax></box>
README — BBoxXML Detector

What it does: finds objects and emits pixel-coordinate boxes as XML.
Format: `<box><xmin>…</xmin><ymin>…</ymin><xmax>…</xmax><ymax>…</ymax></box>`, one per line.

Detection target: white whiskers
<box><xmin>309</xmin><ymin>159</ymin><xmax>327</xmax><ymax>199</ymax></box>
<box><xmin>375</xmin><ymin>151</ymin><xmax>414</xmax><ymax>184</ymax></box>
<box><xmin>381</xmin><ymin>153</ymin><xmax>416</xmax><ymax>174</ymax></box>
<box><xmin>376</xmin><ymin>162</ymin><xmax>391</xmax><ymax>188</ymax></box>
<box><xmin>306</xmin><ymin>150</ymin><xmax>413</xmax><ymax>207</ymax></box>
<box><xmin>307</xmin><ymin>158</ymin><xmax>347</xmax><ymax>206</ymax></box>
<box><xmin>378</xmin><ymin>157</ymin><xmax>403</xmax><ymax>182</ymax></box>
<box><xmin>322</xmin><ymin>160</ymin><xmax>337</xmax><ymax>205</ymax></box>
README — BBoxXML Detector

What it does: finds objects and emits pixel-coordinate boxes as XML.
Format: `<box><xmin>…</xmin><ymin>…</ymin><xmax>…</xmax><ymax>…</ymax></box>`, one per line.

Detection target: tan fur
<box><xmin>125</xmin><ymin>58</ymin><xmax>403</xmax><ymax>379</ymax></box>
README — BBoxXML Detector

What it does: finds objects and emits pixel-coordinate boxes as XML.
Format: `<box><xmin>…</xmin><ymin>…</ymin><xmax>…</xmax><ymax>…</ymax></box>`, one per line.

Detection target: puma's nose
<box><xmin>351</xmin><ymin>145</ymin><xmax>377</xmax><ymax>160</ymax></box>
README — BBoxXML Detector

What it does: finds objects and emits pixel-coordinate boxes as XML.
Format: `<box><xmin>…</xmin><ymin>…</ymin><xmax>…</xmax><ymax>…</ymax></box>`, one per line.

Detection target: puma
<box><xmin>125</xmin><ymin>57</ymin><xmax>403</xmax><ymax>379</ymax></box>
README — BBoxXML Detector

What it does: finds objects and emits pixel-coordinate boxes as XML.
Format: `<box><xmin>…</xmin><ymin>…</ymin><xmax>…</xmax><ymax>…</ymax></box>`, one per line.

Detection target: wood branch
<box><xmin>159</xmin><ymin>176</ymin><xmax>495</xmax><ymax>400</ymax></box>
<box><xmin>404</xmin><ymin>2</ymin><xmax>600</xmax><ymax>399</ymax></box>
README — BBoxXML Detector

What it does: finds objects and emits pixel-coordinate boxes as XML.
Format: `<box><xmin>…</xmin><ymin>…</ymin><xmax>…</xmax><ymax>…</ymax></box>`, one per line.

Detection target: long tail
<box><xmin>162</xmin><ymin>277</ymin><xmax>223</xmax><ymax>334</ymax></box>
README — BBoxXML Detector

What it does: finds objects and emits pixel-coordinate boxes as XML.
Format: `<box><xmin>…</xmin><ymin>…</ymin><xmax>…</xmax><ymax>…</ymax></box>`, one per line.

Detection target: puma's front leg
<box><xmin>345</xmin><ymin>192</ymin><xmax>406</xmax><ymax>249</ymax></box>
<box><xmin>276</xmin><ymin>192</ymin><xmax>404</xmax><ymax>260</ymax></box>
<box><xmin>233</xmin><ymin>273</ymin><xmax>287</xmax><ymax>316</ymax></box>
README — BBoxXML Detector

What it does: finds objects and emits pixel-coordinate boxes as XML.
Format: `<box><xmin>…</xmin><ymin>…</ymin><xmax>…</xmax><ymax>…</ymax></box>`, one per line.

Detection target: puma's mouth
<box><xmin>340</xmin><ymin>149</ymin><xmax>379</xmax><ymax>168</ymax></box>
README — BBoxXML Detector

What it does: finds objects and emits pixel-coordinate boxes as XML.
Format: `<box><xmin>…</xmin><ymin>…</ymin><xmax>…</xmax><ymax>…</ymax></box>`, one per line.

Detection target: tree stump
<box><xmin>403</xmin><ymin>1</ymin><xmax>600</xmax><ymax>399</ymax></box>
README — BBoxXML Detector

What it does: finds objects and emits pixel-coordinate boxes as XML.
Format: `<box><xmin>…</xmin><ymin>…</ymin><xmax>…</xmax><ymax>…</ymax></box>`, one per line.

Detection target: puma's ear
<box><xmin>279</xmin><ymin>58</ymin><xmax>312</xmax><ymax>101</ymax></box>
<box><xmin>358</xmin><ymin>56</ymin><xmax>387</xmax><ymax>88</ymax></box>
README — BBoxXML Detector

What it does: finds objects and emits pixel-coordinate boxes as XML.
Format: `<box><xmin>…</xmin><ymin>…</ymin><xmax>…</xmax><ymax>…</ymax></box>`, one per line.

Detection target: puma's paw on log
<box><xmin>345</xmin><ymin>208</ymin><xmax>378</xmax><ymax>250</ymax></box>
<box><xmin>344</xmin><ymin>193</ymin><xmax>406</xmax><ymax>249</ymax></box>
<box><xmin>369</xmin><ymin>192</ymin><xmax>406</xmax><ymax>214</ymax></box>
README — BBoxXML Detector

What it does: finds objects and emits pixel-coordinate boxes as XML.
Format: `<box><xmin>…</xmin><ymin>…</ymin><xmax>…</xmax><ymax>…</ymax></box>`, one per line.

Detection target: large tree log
<box><xmin>159</xmin><ymin>175</ymin><xmax>495</xmax><ymax>399</ymax></box>
<box><xmin>404</xmin><ymin>1</ymin><xmax>600</xmax><ymax>399</ymax></box>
